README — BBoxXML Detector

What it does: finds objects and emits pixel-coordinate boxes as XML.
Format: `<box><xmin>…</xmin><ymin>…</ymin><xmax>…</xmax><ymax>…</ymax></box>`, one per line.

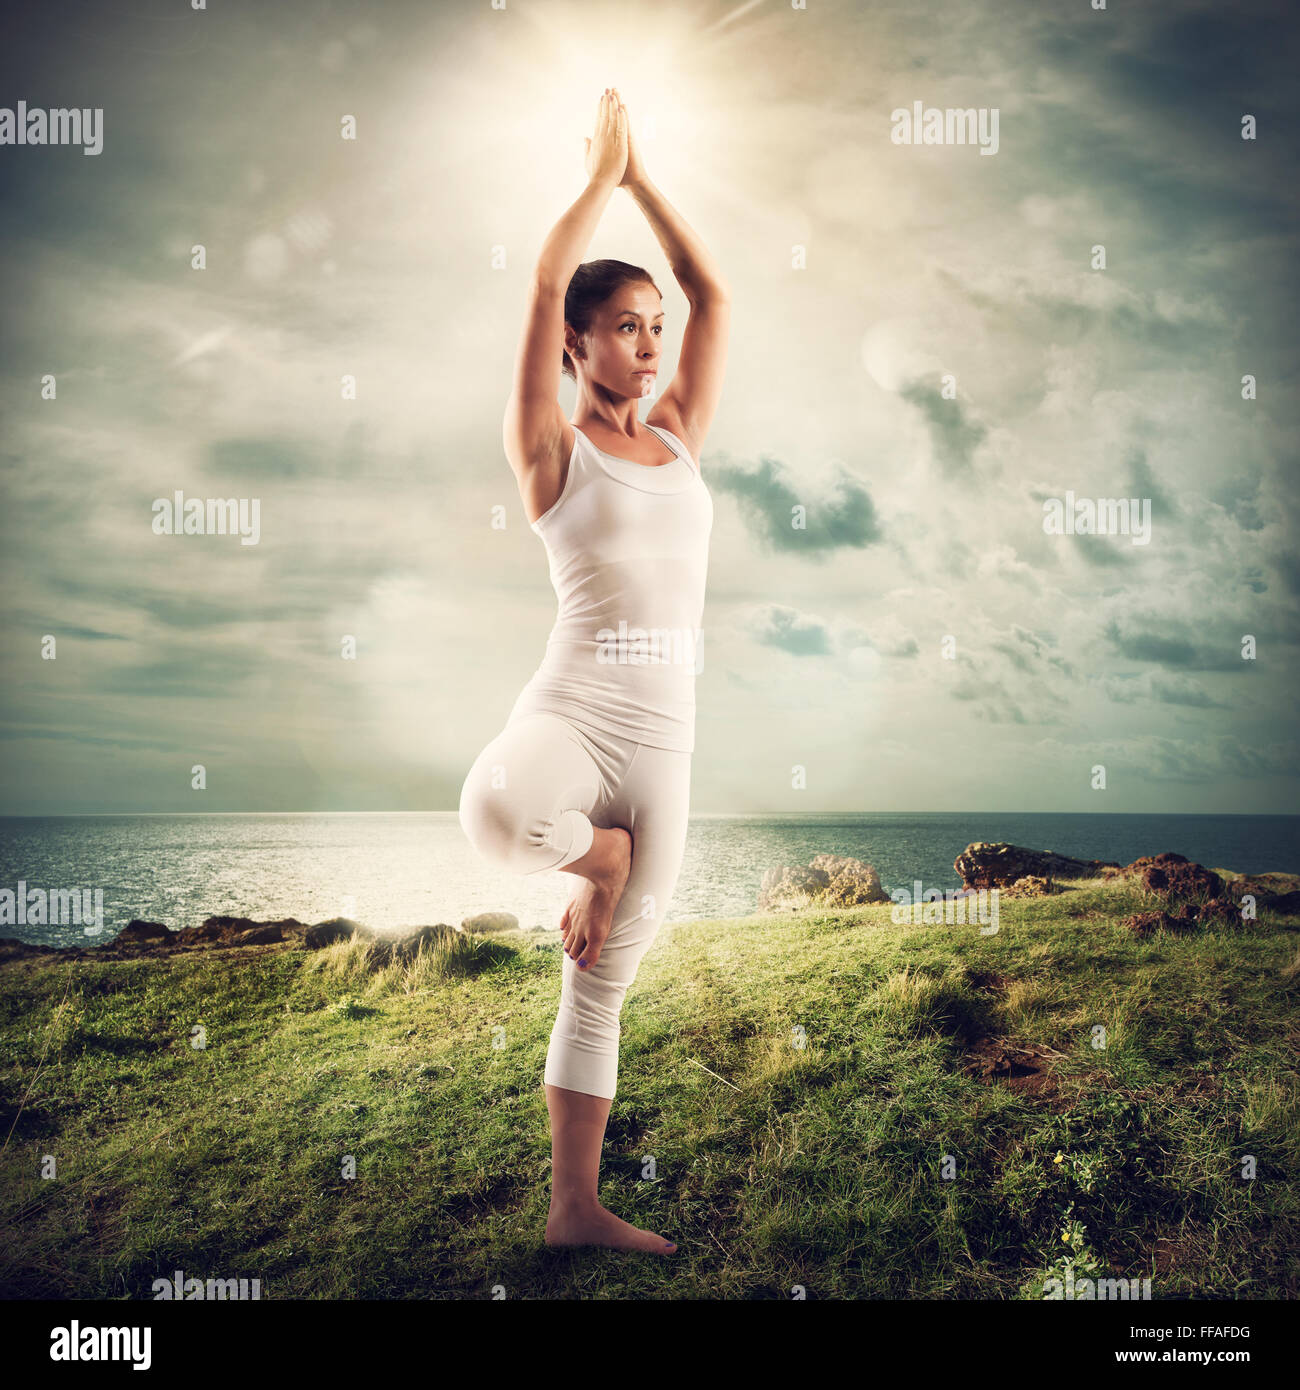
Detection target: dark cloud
<box><xmin>1032</xmin><ymin>7</ymin><xmax>1298</xmax><ymax>250</ymax></box>
<box><xmin>13</xmin><ymin>617</ymin><xmax>125</xmax><ymax>641</ymax></box>
<box><xmin>36</xmin><ymin>540</ymin><xmax>404</xmax><ymax>628</ymax></box>
<box><xmin>1210</xmin><ymin>475</ymin><xmax>1265</xmax><ymax>533</ymax></box>
<box><xmin>949</xmin><ymin>670</ymin><xmax>1029</xmax><ymax>725</ymax></box>
<box><xmin>1125</xmin><ymin>447</ymin><xmax>1176</xmax><ymax>519</ymax></box>
<box><xmin>1131</xmin><ymin>735</ymin><xmax>1300</xmax><ymax>784</ymax></box>
<box><xmin>949</xmin><ymin>634</ymin><xmax>1076</xmax><ymax>725</ymax></box>
<box><xmin>203</xmin><ymin>422</ymin><xmax>375</xmax><ymax>482</ymax></box>
<box><xmin>0</xmin><ymin>724</ymin><xmax>186</xmax><ymax>750</ymax></box>
<box><xmin>34</xmin><ymin>572</ymin><xmax>278</xmax><ymax>630</ymax></box>
<box><xmin>708</xmin><ymin>455</ymin><xmax>881</xmax><ymax>557</ymax></box>
<box><xmin>1103</xmin><ymin>617</ymin><xmax>1247</xmax><ymax>672</ymax></box>
<box><xmin>1273</xmin><ymin>549</ymin><xmax>1300</xmax><ymax>597</ymax></box>
<box><xmin>898</xmin><ymin>377</ymin><xmax>987</xmax><ymax>475</ymax></box>
<box><xmin>748</xmin><ymin>605</ymin><xmax>833</xmax><ymax>656</ymax></box>
<box><xmin>206</xmin><ymin>436</ymin><xmax>315</xmax><ymax>480</ymax></box>
<box><xmin>1104</xmin><ymin>675</ymin><xmax>1143</xmax><ymax>705</ymax></box>
<box><xmin>1074</xmin><ymin>539</ymin><xmax>1135</xmax><ymax>569</ymax></box>
<box><xmin>1149</xmin><ymin>675</ymin><xmax>1222</xmax><ymax>709</ymax></box>
<box><xmin>91</xmin><ymin>646</ymin><xmax>262</xmax><ymax>699</ymax></box>
<box><xmin>839</xmin><ymin>624</ymin><xmax>919</xmax><ymax>661</ymax></box>
<box><xmin>950</xmin><ymin>273</ymin><xmax>1226</xmax><ymax>359</ymax></box>
<box><xmin>991</xmin><ymin>624</ymin><xmax>1075</xmax><ymax>679</ymax></box>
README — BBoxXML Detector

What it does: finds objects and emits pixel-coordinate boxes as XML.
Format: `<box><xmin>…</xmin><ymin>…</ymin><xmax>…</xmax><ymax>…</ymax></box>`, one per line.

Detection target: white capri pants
<box><xmin>458</xmin><ymin>710</ymin><xmax>691</xmax><ymax>1100</ymax></box>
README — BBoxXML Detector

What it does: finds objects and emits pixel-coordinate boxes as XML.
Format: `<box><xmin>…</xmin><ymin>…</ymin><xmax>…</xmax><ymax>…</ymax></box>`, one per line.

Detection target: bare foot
<box><xmin>545</xmin><ymin>1202</ymin><xmax>677</xmax><ymax>1254</ymax></box>
<box><xmin>560</xmin><ymin>827</ymin><xmax>631</xmax><ymax>970</ymax></box>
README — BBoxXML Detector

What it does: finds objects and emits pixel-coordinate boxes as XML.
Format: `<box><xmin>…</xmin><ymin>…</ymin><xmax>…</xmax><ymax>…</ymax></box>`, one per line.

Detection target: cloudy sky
<box><xmin>1</xmin><ymin>0</ymin><xmax>1296</xmax><ymax>815</ymax></box>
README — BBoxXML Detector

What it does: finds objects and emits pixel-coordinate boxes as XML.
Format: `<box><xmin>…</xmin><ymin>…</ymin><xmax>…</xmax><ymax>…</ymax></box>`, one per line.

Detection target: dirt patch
<box><xmin>960</xmin><ymin>1038</ymin><xmax>1066</xmax><ymax>1096</ymax></box>
<box><xmin>965</xmin><ymin>968</ymin><xmax>1011</xmax><ymax>993</ymax></box>
<box><xmin>955</xmin><ymin>978</ymin><xmax>1074</xmax><ymax>1099</ymax></box>
<box><xmin>604</xmin><ymin>1107</ymin><xmax>651</xmax><ymax>1149</ymax></box>
<box><xmin>1108</xmin><ymin>1225</ymin><xmax>1211</xmax><ymax>1279</ymax></box>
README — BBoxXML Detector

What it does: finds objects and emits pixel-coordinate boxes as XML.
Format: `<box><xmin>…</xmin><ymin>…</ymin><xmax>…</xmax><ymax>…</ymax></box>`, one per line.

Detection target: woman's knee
<box><xmin>459</xmin><ymin>759</ymin><xmax>525</xmax><ymax>869</ymax></box>
<box><xmin>458</xmin><ymin>754</ymin><xmax>589</xmax><ymax>875</ymax></box>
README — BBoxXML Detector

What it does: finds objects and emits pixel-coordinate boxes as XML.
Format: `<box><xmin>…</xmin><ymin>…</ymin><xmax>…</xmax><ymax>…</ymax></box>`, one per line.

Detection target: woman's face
<box><xmin>572</xmin><ymin>283</ymin><xmax>664</xmax><ymax>398</ymax></box>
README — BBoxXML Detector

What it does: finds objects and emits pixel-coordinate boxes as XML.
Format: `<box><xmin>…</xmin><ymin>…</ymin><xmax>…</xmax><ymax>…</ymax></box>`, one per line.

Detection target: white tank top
<box><xmin>509</xmin><ymin>421</ymin><xmax>713</xmax><ymax>752</ymax></box>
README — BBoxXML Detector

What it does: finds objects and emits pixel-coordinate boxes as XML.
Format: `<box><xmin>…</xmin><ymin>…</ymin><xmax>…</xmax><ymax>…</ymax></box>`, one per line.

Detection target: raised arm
<box><xmin>620</xmin><ymin>100</ymin><xmax>730</xmax><ymax>462</ymax></box>
<box><xmin>503</xmin><ymin>91</ymin><xmax>626</xmax><ymax>503</ymax></box>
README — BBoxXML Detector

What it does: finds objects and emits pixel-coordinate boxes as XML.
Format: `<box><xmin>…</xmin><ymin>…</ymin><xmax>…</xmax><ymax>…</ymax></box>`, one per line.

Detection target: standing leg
<box><xmin>543</xmin><ymin>741</ymin><xmax>692</xmax><ymax>1253</ymax></box>
<box><xmin>458</xmin><ymin>713</ymin><xmax>669</xmax><ymax>1248</ymax></box>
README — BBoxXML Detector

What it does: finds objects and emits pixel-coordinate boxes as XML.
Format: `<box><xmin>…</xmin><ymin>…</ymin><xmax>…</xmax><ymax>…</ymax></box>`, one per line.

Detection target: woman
<box><xmin>458</xmin><ymin>88</ymin><xmax>729</xmax><ymax>1255</ymax></box>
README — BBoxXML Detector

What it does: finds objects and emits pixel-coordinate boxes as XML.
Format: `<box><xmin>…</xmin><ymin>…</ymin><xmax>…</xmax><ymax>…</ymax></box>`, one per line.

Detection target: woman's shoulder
<box><xmin>645</xmin><ymin>406</ymin><xmax>700</xmax><ymax>467</ymax></box>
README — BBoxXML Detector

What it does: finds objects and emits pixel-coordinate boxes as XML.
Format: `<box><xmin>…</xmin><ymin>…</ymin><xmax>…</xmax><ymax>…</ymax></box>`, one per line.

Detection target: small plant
<box><xmin>1021</xmin><ymin>1146</ymin><xmax>1114</xmax><ymax>1298</ymax></box>
<box><xmin>1021</xmin><ymin>1198</ymin><xmax>1108</xmax><ymax>1297</ymax></box>
<box><xmin>1055</xmin><ymin>1201</ymin><xmax>1105</xmax><ymax>1272</ymax></box>
<box><xmin>328</xmin><ymin>994</ymin><xmax>365</xmax><ymax>1019</ymax></box>
<box><xmin>1052</xmin><ymin>1146</ymin><xmax>1110</xmax><ymax>1195</ymax></box>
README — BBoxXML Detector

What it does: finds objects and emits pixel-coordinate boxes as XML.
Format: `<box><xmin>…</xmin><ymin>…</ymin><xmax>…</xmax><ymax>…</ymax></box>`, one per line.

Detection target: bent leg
<box><xmin>544</xmin><ymin>743</ymin><xmax>692</xmax><ymax>1100</ymax></box>
<box><xmin>457</xmin><ymin>713</ymin><xmax>604</xmax><ymax>875</ymax></box>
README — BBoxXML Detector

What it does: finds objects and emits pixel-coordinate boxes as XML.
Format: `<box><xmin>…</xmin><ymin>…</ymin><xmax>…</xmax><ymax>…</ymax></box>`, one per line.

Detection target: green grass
<box><xmin>1</xmin><ymin>876</ymin><xmax>1297</xmax><ymax>1299</ymax></box>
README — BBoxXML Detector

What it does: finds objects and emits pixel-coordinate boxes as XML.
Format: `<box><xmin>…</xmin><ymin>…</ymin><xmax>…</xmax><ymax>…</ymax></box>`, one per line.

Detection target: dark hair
<box><xmin>562</xmin><ymin>259</ymin><xmax>660</xmax><ymax>380</ymax></box>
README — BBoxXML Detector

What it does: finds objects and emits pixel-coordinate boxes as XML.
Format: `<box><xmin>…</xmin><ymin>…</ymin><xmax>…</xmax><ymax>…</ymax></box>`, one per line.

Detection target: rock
<box><xmin>0</xmin><ymin>914</ymin><xmax>461</xmax><ymax>966</ymax></box>
<box><xmin>232</xmin><ymin>925</ymin><xmax>293</xmax><ymax>945</ymax></box>
<box><xmin>1194</xmin><ymin>897</ymin><xmax>1241</xmax><ymax>927</ymax></box>
<box><xmin>302</xmin><ymin>920</ymin><xmax>357</xmax><ymax>949</ymax></box>
<box><xmin>955</xmin><ymin>842</ymin><xmax>1121</xmax><ymax>890</ymax></box>
<box><xmin>1120</xmin><ymin>909</ymin><xmax>1199</xmax><ymax>937</ymax></box>
<box><xmin>111</xmin><ymin>915</ymin><xmax>354</xmax><ymax>951</ymax></box>
<box><xmin>1122</xmin><ymin>895</ymin><xmax>1251</xmax><ymax>935</ymax></box>
<box><xmin>1217</xmin><ymin>870</ymin><xmax>1300</xmax><ymax>898</ymax></box>
<box><xmin>1103</xmin><ymin>852</ymin><xmax>1300</xmax><ymax>923</ymax></box>
<box><xmin>114</xmin><ymin>919</ymin><xmax>172</xmax><ymax>948</ymax></box>
<box><xmin>757</xmin><ymin>864</ymin><xmax>826</xmax><ymax>911</ymax></box>
<box><xmin>812</xmin><ymin>854</ymin><xmax>890</xmax><ymax>907</ymax></box>
<box><xmin>1212</xmin><ymin>872</ymin><xmax>1300</xmax><ymax>915</ymax></box>
<box><xmin>812</xmin><ymin>853</ymin><xmax>888</xmax><ymax>893</ymax></box>
<box><xmin>187</xmin><ymin>915</ymin><xmax>310</xmax><ymax>946</ymax></box>
<box><xmin>1111</xmin><ymin>853</ymin><xmax>1232</xmax><ymax>929</ymax></box>
<box><xmin>1101</xmin><ymin>851</ymin><xmax>1189</xmax><ymax>881</ymax></box>
<box><xmin>1001</xmin><ymin>875</ymin><xmax>1057</xmax><ymax>898</ymax></box>
<box><xmin>1140</xmin><ymin>861</ymin><xmax>1224</xmax><ymax>903</ymax></box>
<box><xmin>461</xmin><ymin>912</ymin><xmax>519</xmax><ymax>935</ymax></box>
<box><xmin>0</xmin><ymin>937</ymin><xmax>58</xmax><ymax>962</ymax></box>
<box><xmin>758</xmin><ymin>855</ymin><xmax>889</xmax><ymax>911</ymax></box>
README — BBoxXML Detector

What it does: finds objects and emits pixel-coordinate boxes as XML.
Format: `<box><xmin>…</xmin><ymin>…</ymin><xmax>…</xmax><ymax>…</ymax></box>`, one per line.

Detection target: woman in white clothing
<box><xmin>458</xmin><ymin>88</ymin><xmax>729</xmax><ymax>1254</ymax></box>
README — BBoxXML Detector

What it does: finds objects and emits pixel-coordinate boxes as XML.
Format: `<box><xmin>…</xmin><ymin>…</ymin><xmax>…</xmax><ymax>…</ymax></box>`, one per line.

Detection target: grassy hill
<box><xmin>1</xmin><ymin>873</ymin><xmax>1297</xmax><ymax>1299</ymax></box>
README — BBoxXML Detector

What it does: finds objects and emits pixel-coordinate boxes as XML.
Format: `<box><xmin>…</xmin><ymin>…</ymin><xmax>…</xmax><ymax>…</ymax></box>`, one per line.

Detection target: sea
<box><xmin>0</xmin><ymin>812</ymin><xmax>1296</xmax><ymax>950</ymax></box>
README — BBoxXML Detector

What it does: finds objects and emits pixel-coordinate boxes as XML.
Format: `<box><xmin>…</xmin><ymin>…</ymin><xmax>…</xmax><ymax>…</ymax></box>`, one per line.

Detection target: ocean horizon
<box><xmin>1</xmin><ymin>811</ymin><xmax>1296</xmax><ymax>950</ymax></box>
